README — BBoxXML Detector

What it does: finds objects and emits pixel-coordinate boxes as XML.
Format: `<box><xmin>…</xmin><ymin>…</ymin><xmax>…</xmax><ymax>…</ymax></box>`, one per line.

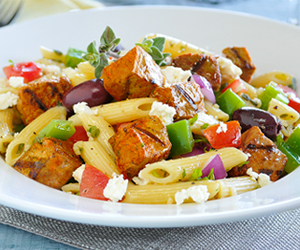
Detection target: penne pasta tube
<box><xmin>39</xmin><ymin>46</ymin><xmax>66</xmax><ymax>63</ymax></box>
<box><xmin>5</xmin><ymin>106</ymin><xmax>67</xmax><ymax>166</ymax></box>
<box><xmin>216</xmin><ymin>176</ymin><xmax>258</xmax><ymax>199</ymax></box>
<box><xmin>76</xmin><ymin>61</ymin><xmax>95</xmax><ymax>80</ymax></box>
<box><xmin>250</xmin><ymin>70</ymin><xmax>294</xmax><ymax>88</ymax></box>
<box><xmin>77</xmin><ymin>141</ymin><xmax>119</xmax><ymax>178</ymax></box>
<box><xmin>267</xmin><ymin>98</ymin><xmax>299</xmax><ymax>127</ymax></box>
<box><xmin>0</xmin><ymin>109</ymin><xmax>15</xmax><ymax>154</ymax></box>
<box><xmin>92</xmin><ymin>98</ymin><xmax>156</xmax><ymax>124</ymax></box>
<box><xmin>138</xmin><ymin>147</ymin><xmax>248</xmax><ymax>184</ymax></box>
<box><xmin>123</xmin><ymin>180</ymin><xmax>219</xmax><ymax>204</ymax></box>
<box><xmin>78</xmin><ymin>114</ymin><xmax>115</xmax><ymax>159</ymax></box>
<box><xmin>204</xmin><ymin>100</ymin><xmax>229</xmax><ymax>122</ymax></box>
<box><xmin>141</xmin><ymin>33</ymin><xmax>213</xmax><ymax>57</ymax></box>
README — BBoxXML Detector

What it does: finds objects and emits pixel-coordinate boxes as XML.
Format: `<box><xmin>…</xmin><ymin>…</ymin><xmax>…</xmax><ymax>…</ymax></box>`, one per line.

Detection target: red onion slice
<box><xmin>202</xmin><ymin>154</ymin><xmax>227</xmax><ymax>180</ymax></box>
<box><xmin>192</xmin><ymin>75</ymin><xmax>216</xmax><ymax>104</ymax></box>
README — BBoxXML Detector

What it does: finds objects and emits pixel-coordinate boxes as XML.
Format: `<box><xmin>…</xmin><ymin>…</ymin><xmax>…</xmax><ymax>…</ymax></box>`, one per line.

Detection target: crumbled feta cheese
<box><xmin>246</xmin><ymin>167</ymin><xmax>272</xmax><ymax>187</ymax></box>
<box><xmin>103</xmin><ymin>173</ymin><xmax>128</xmax><ymax>202</ymax></box>
<box><xmin>175</xmin><ymin>185</ymin><xmax>210</xmax><ymax>205</ymax></box>
<box><xmin>72</xmin><ymin>164</ymin><xmax>86</xmax><ymax>183</ymax></box>
<box><xmin>191</xmin><ymin>112</ymin><xmax>219</xmax><ymax>135</ymax></box>
<box><xmin>73</xmin><ymin>102</ymin><xmax>98</xmax><ymax>115</ymax></box>
<box><xmin>216</xmin><ymin>122</ymin><xmax>228</xmax><ymax>134</ymax></box>
<box><xmin>161</xmin><ymin>66</ymin><xmax>191</xmax><ymax>85</ymax></box>
<box><xmin>0</xmin><ymin>92</ymin><xmax>19</xmax><ymax>110</ymax></box>
<box><xmin>45</xmin><ymin>65</ymin><xmax>61</xmax><ymax>74</ymax></box>
<box><xmin>258</xmin><ymin>173</ymin><xmax>272</xmax><ymax>187</ymax></box>
<box><xmin>8</xmin><ymin>76</ymin><xmax>24</xmax><ymax>88</ymax></box>
<box><xmin>149</xmin><ymin>101</ymin><xmax>176</xmax><ymax>125</ymax></box>
<box><xmin>246</xmin><ymin>167</ymin><xmax>259</xmax><ymax>180</ymax></box>
<box><xmin>217</xmin><ymin>57</ymin><xmax>242</xmax><ymax>81</ymax></box>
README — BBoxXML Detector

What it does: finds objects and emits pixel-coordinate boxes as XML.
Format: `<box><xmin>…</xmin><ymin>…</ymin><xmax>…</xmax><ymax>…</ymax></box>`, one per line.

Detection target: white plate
<box><xmin>1</xmin><ymin>6</ymin><xmax>300</xmax><ymax>228</ymax></box>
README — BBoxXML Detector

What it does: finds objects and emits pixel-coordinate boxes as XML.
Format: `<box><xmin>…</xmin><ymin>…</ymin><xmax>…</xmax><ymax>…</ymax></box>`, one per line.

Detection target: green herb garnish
<box><xmin>136</xmin><ymin>37</ymin><xmax>171</xmax><ymax>66</ymax></box>
<box><xmin>88</xmin><ymin>125</ymin><xmax>100</xmax><ymax>138</ymax></box>
<box><xmin>83</xmin><ymin>26</ymin><xmax>121</xmax><ymax>78</ymax></box>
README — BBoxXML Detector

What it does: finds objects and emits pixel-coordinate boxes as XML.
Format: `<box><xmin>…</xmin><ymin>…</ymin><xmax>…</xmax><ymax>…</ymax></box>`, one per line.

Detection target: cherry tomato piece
<box><xmin>79</xmin><ymin>164</ymin><xmax>109</xmax><ymax>201</ymax></box>
<box><xmin>3</xmin><ymin>62</ymin><xmax>42</xmax><ymax>83</ymax></box>
<box><xmin>68</xmin><ymin>126</ymin><xmax>89</xmax><ymax>144</ymax></box>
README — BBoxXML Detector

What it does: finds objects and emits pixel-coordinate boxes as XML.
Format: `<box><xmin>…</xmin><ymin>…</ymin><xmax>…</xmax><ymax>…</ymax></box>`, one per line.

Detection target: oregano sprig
<box><xmin>136</xmin><ymin>37</ymin><xmax>171</xmax><ymax>66</ymax></box>
<box><xmin>83</xmin><ymin>26</ymin><xmax>121</xmax><ymax>78</ymax></box>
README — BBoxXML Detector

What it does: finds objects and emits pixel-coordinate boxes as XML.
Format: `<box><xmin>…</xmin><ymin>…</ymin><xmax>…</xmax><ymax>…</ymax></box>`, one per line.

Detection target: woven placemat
<box><xmin>0</xmin><ymin>205</ymin><xmax>299</xmax><ymax>250</ymax></box>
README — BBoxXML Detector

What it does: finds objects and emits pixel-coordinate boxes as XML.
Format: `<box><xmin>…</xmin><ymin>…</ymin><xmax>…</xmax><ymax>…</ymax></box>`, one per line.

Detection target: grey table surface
<box><xmin>0</xmin><ymin>0</ymin><xmax>298</xmax><ymax>249</ymax></box>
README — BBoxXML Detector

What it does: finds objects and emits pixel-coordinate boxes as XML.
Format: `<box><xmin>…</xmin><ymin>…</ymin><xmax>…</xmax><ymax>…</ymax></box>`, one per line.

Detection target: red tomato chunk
<box><xmin>3</xmin><ymin>61</ymin><xmax>42</xmax><ymax>83</ymax></box>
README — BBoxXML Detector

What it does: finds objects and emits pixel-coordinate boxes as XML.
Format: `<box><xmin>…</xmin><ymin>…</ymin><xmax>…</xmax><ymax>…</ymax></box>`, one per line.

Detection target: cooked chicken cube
<box><xmin>172</xmin><ymin>53</ymin><xmax>221</xmax><ymax>91</ymax></box>
<box><xmin>228</xmin><ymin>126</ymin><xmax>287</xmax><ymax>181</ymax></box>
<box><xmin>17</xmin><ymin>76</ymin><xmax>72</xmax><ymax>125</ymax></box>
<box><xmin>151</xmin><ymin>80</ymin><xmax>206</xmax><ymax>121</ymax></box>
<box><xmin>12</xmin><ymin>137</ymin><xmax>82</xmax><ymax>189</ymax></box>
<box><xmin>109</xmin><ymin>116</ymin><xmax>171</xmax><ymax>179</ymax></box>
<box><xmin>102</xmin><ymin>45</ymin><xmax>166</xmax><ymax>101</ymax></box>
<box><xmin>222</xmin><ymin>47</ymin><xmax>256</xmax><ymax>82</ymax></box>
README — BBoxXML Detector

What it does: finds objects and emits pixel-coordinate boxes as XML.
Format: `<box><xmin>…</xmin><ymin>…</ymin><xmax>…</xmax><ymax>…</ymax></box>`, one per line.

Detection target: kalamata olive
<box><xmin>232</xmin><ymin>107</ymin><xmax>282</xmax><ymax>140</ymax></box>
<box><xmin>62</xmin><ymin>78</ymin><xmax>113</xmax><ymax>112</ymax></box>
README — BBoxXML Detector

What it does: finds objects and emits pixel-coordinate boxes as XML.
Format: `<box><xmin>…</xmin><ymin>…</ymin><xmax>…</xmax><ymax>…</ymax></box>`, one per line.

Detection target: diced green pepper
<box><xmin>65</xmin><ymin>48</ymin><xmax>86</xmax><ymax>68</ymax></box>
<box><xmin>258</xmin><ymin>83</ymin><xmax>289</xmax><ymax>110</ymax></box>
<box><xmin>36</xmin><ymin>120</ymin><xmax>76</xmax><ymax>142</ymax></box>
<box><xmin>276</xmin><ymin>135</ymin><xmax>300</xmax><ymax>173</ymax></box>
<box><xmin>217</xmin><ymin>88</ymin><xmax>246</xmax><ymax>117</ymax></box>
<box><xmin>166</xmin><ymin>119</ymin><xmax>194</xmax><ymax>157</ymax></box>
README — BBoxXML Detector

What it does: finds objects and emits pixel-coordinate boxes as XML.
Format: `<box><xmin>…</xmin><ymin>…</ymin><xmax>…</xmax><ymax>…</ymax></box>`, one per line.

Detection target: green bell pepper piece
<box><xmin>217</xmin><ymin>88</ymin><xmax>246</xmax><ymax>117</ymax></box>
<box><xmin>166</xmin><ymin>119</ymin><xmax>194</xmax><ymax>157</ymax></box>
<box><xmin>65</xmin><ymin>48</ymin><xmax>85</xmax><ymax>68</ymax></box>
<box><xmin>258</xmin><ymin>83</ymin><xmax>289</xmax><ymax>110</ymax></box>
<box><xmin>276</xmin><ymin>135</ymin><xmax>300</xmax><ymax>173</ymax></box>
<box><xmin>37</xmin><ymin>120</ymin><xmax>76</xmax><ymax>141</ymax></box>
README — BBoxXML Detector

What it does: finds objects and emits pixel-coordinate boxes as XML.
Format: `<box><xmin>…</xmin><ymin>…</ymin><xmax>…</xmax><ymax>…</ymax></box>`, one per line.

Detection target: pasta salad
<box><xmin>0</xmin><ymin>26</ymin><xmax>299</xmax><ymax>205</ymax></box>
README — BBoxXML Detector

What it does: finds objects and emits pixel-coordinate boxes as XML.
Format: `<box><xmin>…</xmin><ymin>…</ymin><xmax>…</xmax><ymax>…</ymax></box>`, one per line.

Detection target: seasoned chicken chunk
<box><xmin>102</xmin><ymin>45</ymin><xmax>166</xmax><ymax>101</ymax></box>
<box><xmin>17</xmin><ymin>76</ymin><xmax>72</xmax><ymax>125</ymax></box>
<box><xmin>222</xmin><ymin>47</ymin><xmax>256</xmax><ymax>82</ymax></box>
<box><xmin>12</xmin><ymin>137</ymin><xmax>82</xmax><ymax>189</ymax></box>
<box><xmin>151</xmin><ymin>80</ymin><xmax>206</xmax><ymax>121</ymax></box>
<box><xmin>228</xmin><ymin>126</ymin><xmax>287</xmax><ymax>181</ymax></box>
<box><xmin>109</xmin><ymin>116</ymin><xmax>171</xmax><ymax>179</ymax></box>
<box><xmin>172</xmin><ymin>53</ymin><xmax>221</xmax><ymax>91</ymax></box>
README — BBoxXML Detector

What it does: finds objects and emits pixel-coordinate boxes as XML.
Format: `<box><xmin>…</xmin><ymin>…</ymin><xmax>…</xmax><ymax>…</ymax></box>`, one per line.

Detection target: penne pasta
<box><xmin>76</xmin><ymin>141</ymin><xmax>119</xmax><ymax>178</ymax></box>
<box><xmin>39</xmin><ymin>46</ymin><xmax>66</xmax><ymax>63</ymax></box>
<box><xmin>268</xmin><ymin>98</ymin><xmax>299</xmax><ymax>127</ymax></box>
<box><xmin>216</xmin><ymin>176</ymin><xmax>258</xmax><ymax>199</ymax></box>
<box><xmin>92</xmin><ymin>97</ymin><xmax>156</xmax><ymax>125</ymax></box>
<box><xmin>250</xmin><ymin>70</ymin><xmax>294</xmax><ymax>88</ymax></box>
<box><xmin>78</xmin><ymin>114</ymin><xmax>115</xmax><ymax>159</ymax></box>
<box><xmin>204</xmin><ymin>100</ymin><xmax>229</xmax><ymax>122</ymax></box>
<box><xmin>0</xmin><ymin>109</ymin><xmax>15</xmax><ymax>154</ymax></box>
<box><xmin>138</xmin><ymin>147</ymin><xmax>248</xmax><ymax>184</ymax></box>
<box><xmin>5</xmin><ymin>106</ymin><xmax>67</xmax><ymax>166</ymax></box>
<box><xmin>76</xmin><ymin>61</ymin><xmax>95</xmax><ymax>80</ymax></box>
<box><xmin>123</xmin><ymin>180</ymin><xmax>219</xmax><ymax>204</ymax></box>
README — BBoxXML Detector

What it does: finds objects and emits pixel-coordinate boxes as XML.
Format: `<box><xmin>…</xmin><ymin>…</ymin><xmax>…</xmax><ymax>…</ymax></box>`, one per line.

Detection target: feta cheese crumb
<box><xmin>0</xmin><ymin>92</ymin><xmax>19</xmax><ymax>110</ymax></box>
<box><xmin>161</xmin><ymin>66</ymin><xmax>191</xmax><ymax>84</ymax></box>
<box><xmin>73</xmin><ymin>141</ymin><xmax>83</xmax><ymax>155</ymax></box>
<box><xmin>216</xmin><ymin>122</ymin><xmax>228</xmax><ymax>134</ymax></box>
<box><xmin>149</xmin><ymin>101</ymin><xmax>176</xmax><ymax>125</ymax></box>
<box><xmin>175</xmin><ymin>185</ymin><xmax>210</xmax><ymax>205</ymax></box>
<box><xmin>217</xmin><ymin>57</ymin><xmax>242</xmax><ymax>81</ymax></box>
<box><xmin>191</xmin><ymin>112</ymin><xmax>219</xmax><ymax>135</ymax></box>
<box><xmin>103</xmin><ymin>173</ymin><xmax>128</xmax><ymax>202</ymax></box>
<box><xmin>45</xmin><ymin>65</ymin><xmax>61</xmax><ymax>74</ymax></box>
<box><xmin>258</xmin><ymin>173</ymin><xmax>272</xmax><ymax>187</ymax></box>
<box><xmin>8</xmin><ymin>76</ymin><xmax>24</xmax><ymax>88</ymax></box>
<box><xmin>246</xmin><ymin>167</ymin><xmax>272</xmax><ymax>187</ymax></box>
<box><xmin>72</xmin><ymin>164</ymin><xmax>86</xmax><ymax>183</ymax></box>
<box><xmin>73</xmin><ymin>102</ymin><xmax>98</xmax><ymax>115</ymax></box>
